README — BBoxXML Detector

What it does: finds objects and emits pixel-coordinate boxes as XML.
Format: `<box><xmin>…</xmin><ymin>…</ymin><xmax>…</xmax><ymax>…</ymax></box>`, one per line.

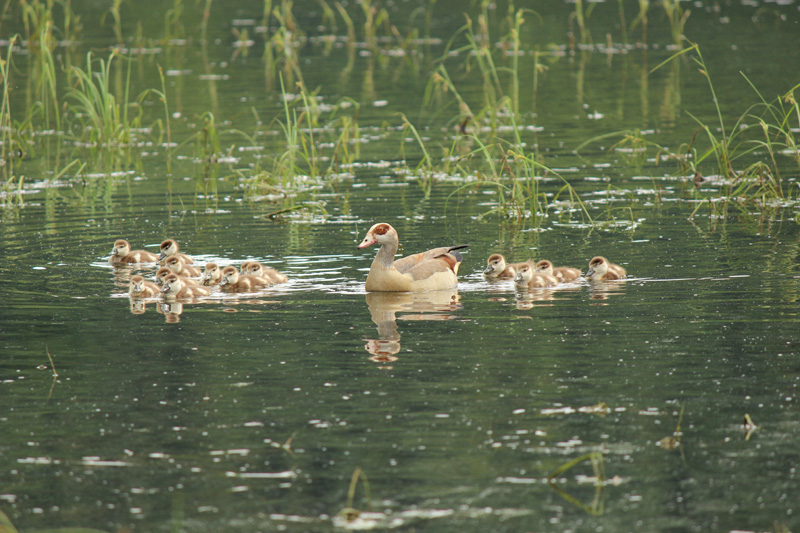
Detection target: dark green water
<box><xmin>2</xmin><ymin>1</ymin><xmax>800</xmax><ymax>531</ymax></box>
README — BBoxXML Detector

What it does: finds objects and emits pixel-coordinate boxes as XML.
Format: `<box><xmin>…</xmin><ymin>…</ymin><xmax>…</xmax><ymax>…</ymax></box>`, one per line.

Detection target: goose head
<box><xmin>358</xmin><ymin>223</ymin><xmax>396</xmax><ymax>249</ymax></box>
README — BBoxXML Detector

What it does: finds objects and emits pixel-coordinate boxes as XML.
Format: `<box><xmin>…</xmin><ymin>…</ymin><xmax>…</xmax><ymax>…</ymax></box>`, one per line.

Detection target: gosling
<box><xmin>585</xmin><ymin>256</ymin><xmax>626</xmax><ymax>281</ymax></box>
<box><xmin>535</xmin><ymin>260</ymin><xmax>581</xmax><ymax>283</ymax></box>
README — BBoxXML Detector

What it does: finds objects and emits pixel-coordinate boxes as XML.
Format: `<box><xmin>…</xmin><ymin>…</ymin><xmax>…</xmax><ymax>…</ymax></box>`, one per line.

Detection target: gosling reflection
<box><xmin>157</xmin><ymin>301</ymin><xmax>184</xmax><ymax>323</ymax></box>
<box><xmin>364</xmin><ymin>290</ymin><xmax>461</xmax><ymax>366</ymax></box>
<box><xmin>588</xmin><ymin>280</ymin><xmax>628</xmax><ymax>302</ymax></box>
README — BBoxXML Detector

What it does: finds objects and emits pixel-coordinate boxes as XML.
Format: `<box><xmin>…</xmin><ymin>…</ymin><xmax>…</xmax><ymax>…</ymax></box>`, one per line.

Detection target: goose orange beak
<box><xmin>358</xmin><ymin>234</ymin><xmax>376</xmax><ymax>249</ymax></box>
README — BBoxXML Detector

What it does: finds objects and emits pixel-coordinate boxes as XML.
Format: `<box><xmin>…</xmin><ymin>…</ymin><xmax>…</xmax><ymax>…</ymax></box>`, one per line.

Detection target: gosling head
<box><xmin>248</xmin><ymin>262</ymin><xmax>265</xmax><ymax>276</ymax></box>
<box><xmin>159</xmin><ymin>239</ymin><xmax>180</xmax><ymax>261</ymax></box>
<box><xmin>112</xmin><ymin>239</ymin><xmax>131</xmax><ymax>257</ymax></box>
<box><xmin>160</xmin><ymin>273</ymin><xmax>183</xmax><ymax>297</ymax></box>
<box><xmin>129</xmin><ymin>275</ymin><xmax>146</xmax><ymax>294</ymax></box>
<box><xmin>164</xmin><ymin>256</ymin><xmax>185</xmax><ymax>273</ymax></box>
<box><xmin>586</xmin><ymin>256</ymin><xmax>609</xmax><ymax>279</ymax></box>
<box><xmin>155</xmin><ymin>267</ymin><xmax>172</xmax><ymax>286</ymax></box>
<box><xmin>220</xmin><ymin>266</ymin><xmax>239</xmax><ymax>287</ymax></box>
<box><xmin>203</xmin><ymin>263</ymin><xmax>220</xmax><ymax>284</ymax></box>
<box><xmin>513</xmin><ymin>264</ymin><xmax>533</xmax><ymax>284</ymax></box>
<box><xmin>483</xmin><ymin>254</ymin><xmax>507</xmax><ymax>276</ymax></box>
<box><xmin>535</xmin><ymin>260</ymin><xmax>554</xmax><ymax>275</ymax></box>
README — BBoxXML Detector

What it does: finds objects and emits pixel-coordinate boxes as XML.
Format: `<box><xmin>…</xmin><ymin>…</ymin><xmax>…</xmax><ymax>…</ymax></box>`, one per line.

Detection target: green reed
<box><xmin>359</xmin><ymin>0</ymin><xmax>389</xmax><ymax>52</ymax></box>
<box><xmin>661</xmin><ymin>0</ymin><xmax>689</xmax><ymax>48</ymax></box>
<box><xmin>334</xmin><ymin>1</ymin><xmax>357</xmax><ymax>46</ymax></box>
<box><xmin>0</xmin><ymin>35</ymin><xmax>17</xmax><ymax>177</ymax></box>
<box><xmin>241</xmin><ymin>77</ymin><xmax>360</xmax><ymax>194</ymax></box>
<box><xmin>264</xmin><ymin>0</ymin><xmax>304</xmax><ymax>85</ymax></box>
<box><xmin>629</xmin><ymin>0</ymin><xmax>650</xmax><ymax>44</ymax></box>
<box><xmin>66</xmin><ymin>51</ymin><xmax>140</xmax><ymax>149</ymax></box>
<box><xmin>642</xmin><ymin>42</ymin><xmax>800</xmax><ymax>216</ymax></box>
<box><xmin>164</xmin><ymin>0</ymin><xmax>185</xmax><ymax>41</ymax></box>
<box><xmin>200</xmin><ymin>0</ymin><xmax>213</xmax><ymax>41</ymax></box>
<box><xmin>101</xmin><ymin>0</ymin><xmax>124</xmax><ymax>46</ymax></box>
<box><xmin>569</xmin><ymin>0</ymin><xmax>595</xmax><ymax>45</ymax></box>
<box><xmin>19</xmin><ymin>3</ymin><xmax>62</xmax><ymax>130</ymax></box>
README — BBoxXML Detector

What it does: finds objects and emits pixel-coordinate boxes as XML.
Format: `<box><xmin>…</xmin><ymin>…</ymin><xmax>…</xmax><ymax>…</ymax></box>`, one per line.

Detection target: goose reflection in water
<box><xmin>364</xmin><ymin>290</ymin><xmax>461</xmax><ymax>367</ymax></box>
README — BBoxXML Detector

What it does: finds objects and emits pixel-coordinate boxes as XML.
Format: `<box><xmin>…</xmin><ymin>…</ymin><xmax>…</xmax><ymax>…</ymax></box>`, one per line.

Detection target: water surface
<box><xmin>2</xmin><ymin>1</ymin><xmax>800</xmax><ymax>531</ymax></box>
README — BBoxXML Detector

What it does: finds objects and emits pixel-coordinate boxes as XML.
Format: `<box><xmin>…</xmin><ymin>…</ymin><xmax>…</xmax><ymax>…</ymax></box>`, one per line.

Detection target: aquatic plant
<box><xmin>547</xmin><ymin>451</ymin><xmax>606</xmax><ymax>515</ymax></box>
<box><xmin>673</xmin><ymin>45</ymin><xmax>799</xmax><ymax>206</ymax></box>
<box><xmin>66</xmin><ymin>52</ymin><xmax>140</xmax><ymax>149</ymax></box>
<box><xmin>335</xmin><ymin>466</ymin><xmax>372</xmax><ymax>524</ymax></box>
<box><xmin>661</xmin><ymin>0</ymin><xmax>690</xmax><ymax>48</ymax></box>
<box><xmin>629</xmin><ymin>0</ymin><xmax>650</xmax><ymax>44</ymax></box>
<box><xmin>0</xmin><ymin>35</ymin><xmax>17</xmax><ymax>176</ymax></box>
<box><xmin>101</xmin><ymin>0</ymin><xmax>124</xmax><ymax>46</ymax></box>
<box><xmin>263</xmin><ymin>0</ymin><xmax>305</xmax><ymax>86</ymax></box>
<box><xmin>569</xmin><ymin>0</ymin><xmax>596</xmax><ymax>46</ymax></box>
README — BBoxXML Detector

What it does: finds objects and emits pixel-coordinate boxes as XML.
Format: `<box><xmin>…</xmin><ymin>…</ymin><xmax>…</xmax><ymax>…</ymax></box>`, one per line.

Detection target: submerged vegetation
<box><xmin>0</xmin><ymin>0</ymin><xmax>798</xmax><ymax>225</ymax></box>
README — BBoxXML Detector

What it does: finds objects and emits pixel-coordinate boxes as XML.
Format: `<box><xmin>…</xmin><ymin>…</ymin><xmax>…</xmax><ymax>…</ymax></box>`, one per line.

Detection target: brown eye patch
<box><xmin>374</xmin><ymin>224</ymin><xmax>391</xmax><ymax>235</ymax></box>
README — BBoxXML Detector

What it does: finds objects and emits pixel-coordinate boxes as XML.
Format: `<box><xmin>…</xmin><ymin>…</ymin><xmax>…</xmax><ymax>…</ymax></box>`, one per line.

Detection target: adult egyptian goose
<box><xmin>202</xmin><ymin>263</ymin><xmax>222</xmax><ymax>286</ymax></box>
<box><xmin>129</xmin><ymin>275</ymin><xmax>161</xmax><ymax>298</ymax></box>
<box><xmin>247</xmin><ymin>261</ymin><xmax>288</xmax><ymax>284</ymax></box>
<box><xmin>109</xmin><ymin>239</ymin><xmax>159</xmax><ymax>264</ymax></box>
<box><xmin>358</xmin><ymin>223</ymin><xmax>467</xmax><ymax>292</ymax></box>
<box><xmin>535</xmin><ymin>259</ymin><xmax>581</xmax><ymax>283</ymax></box>
<box><xmin>219</xmin><ymin>266</ymin><xmax>269</xmax><ymax>292</ymax></box>
<box><xmin>585</xmin><ymin>256</ymin><xmax>627</xmax><ymax>281</ymax></box>
<box><xmin>483</xmin><ymin>254</ymin><xmax>531</xmax><ymax>280</ymax></box>
<box><xmin>514</xmin><ymin>264</ymin><xmax>559</xmax><ymax>288</ymax></box>
<box><xmin>156</xmin><ymin>267</ymin><xmax>198</xmax><ymax>287</ymax></box>
<box><xmin>164</xmin><ymin>256</ymin><xmax>202</xmax><ymax>277</ymax></box>
<box><xmin>160</xmin><ymin>273</ymin><xmax>211</xmax><ymax>299</ymax></box>
<box><xmin>158</xmin><ymin>239</ymin><xmax>194</xmax><ymax>264</ymax></box>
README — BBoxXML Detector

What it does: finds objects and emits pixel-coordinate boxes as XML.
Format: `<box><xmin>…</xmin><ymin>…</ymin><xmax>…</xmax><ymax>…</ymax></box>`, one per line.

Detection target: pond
<box><xmin>2</xmin><ymin>1</ymin><xmax>800</xmax><ymax>532</ymax></box>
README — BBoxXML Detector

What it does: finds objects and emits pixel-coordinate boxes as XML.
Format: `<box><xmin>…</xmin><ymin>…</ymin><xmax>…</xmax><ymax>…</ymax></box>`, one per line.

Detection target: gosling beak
<box><xmin>160</xmin><ymin>284</ymin><xmax>169</xmax><ymax>293</ymax></box>
<box><xmin>585</xmin><ymin>268</ymin><xmax>595</xmax><ymax>278</ymax></box>
<box><xmin>158</xmin><ymin>252</ymin><xmax>167</xmax><ymax>261</ymax></box>
<box><xmin>483</xmin><ymin>265</ymin><xmax>495</xmax><ymax>275</ymax></box>
<box><xmin>513</xmin><ymin>272</ymin><xmax>523</xmax><ymax>282</ymax></box>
